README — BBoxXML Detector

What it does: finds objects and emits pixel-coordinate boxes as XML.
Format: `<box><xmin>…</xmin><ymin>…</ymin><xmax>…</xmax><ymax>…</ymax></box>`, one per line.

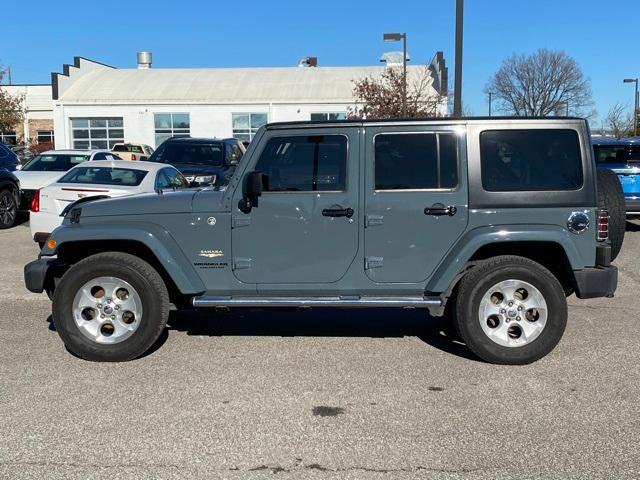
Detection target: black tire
<box><xmin>52</xmin><ymin>252</ymin><xmax>170</xmax><ymax>361</ymax></box>
<box><xmin>0</xmin><ymin>188</ymin><xmax>18</xmax><ymax>229</ymax></box>
<box><xmin>597</xmin><ymin>169</ymin><xmax>625</xmax><ymax>261</ymax></box>
<box><xmin>453</xmin><ymin>256</ymin><xmax>567</xmax><ymax>365</ymax></box>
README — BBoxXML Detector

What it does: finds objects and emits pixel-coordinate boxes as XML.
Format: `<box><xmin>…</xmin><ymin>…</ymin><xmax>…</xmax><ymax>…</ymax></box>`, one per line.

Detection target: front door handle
<box><xmin>424</xmin><ymin>203</ymin><xmax>457</xmax><ymax>216</ymax></box>
<box><xmin>322</xmin><ymin>207</ymin><xmax>354</xmax><ymax>218</ymax></box>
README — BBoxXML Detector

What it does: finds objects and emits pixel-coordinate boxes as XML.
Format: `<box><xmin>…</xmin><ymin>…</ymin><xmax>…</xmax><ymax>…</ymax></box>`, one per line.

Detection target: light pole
<box><xmin>624</xmin><ymin>78</ymin><xmax>639</xmax><ymax>136</ymax></box>
<box><xmin>383</xmin><ymin>32</ymin><xmax>407</xmax><ymax>116</ymax></box>
<box><xmin>488</xmin><ymin>92</ymin><xmax>494</xmax><ymax>116</ymax></box>
<box><xmin>453</xmin><ymin>0</ymin><xmax>464</xmax><ymax>117</ymax></box>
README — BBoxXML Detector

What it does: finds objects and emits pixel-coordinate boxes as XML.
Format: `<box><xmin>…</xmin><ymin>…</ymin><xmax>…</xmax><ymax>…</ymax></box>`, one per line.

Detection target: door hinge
<box><xmin>365</xmin><ymin>215</ymin><xmax>384</xmax><ymax>227</ymax></box>
<box><xmin>233</xmin><ymin>257</ymin><xmax>252</xmax><ymax>269</ymax></box>
<box><xmin>232</xmin><ymin>216</ymin><xmax>251</xmax><ymax>228</ymax></box>
<box><xmin>365</xmin><ymin>256</ymin><xmax>384</xmax><ymax>269</ymax></box>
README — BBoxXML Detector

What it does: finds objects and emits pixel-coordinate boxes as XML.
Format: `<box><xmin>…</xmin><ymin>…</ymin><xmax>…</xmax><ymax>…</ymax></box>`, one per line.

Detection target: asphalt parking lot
<box><xmin>1</xmin><ymin>220</ymin><xmax>639</xmax><ymax>480</ymax></box>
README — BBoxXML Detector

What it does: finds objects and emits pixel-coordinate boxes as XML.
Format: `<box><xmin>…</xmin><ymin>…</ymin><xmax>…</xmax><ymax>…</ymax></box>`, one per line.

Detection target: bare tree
<box><xmin>605</xmin><ymin>103</ymin><xmax>634</xmax><ymax>138</ymax></box>
<box><xmin>485</xmin><ymin>49</ymin><xmax>594</xmax><ymax>117</ymax></box>
<box><xmin>0</xmin><ymin>67</ymin><xmax>23</xmax><ymax>134</ymax></box>
<box><xmin>350</xmin><ymin>66</ymin><xmax>446</xmax><ymax>119</ymax></box>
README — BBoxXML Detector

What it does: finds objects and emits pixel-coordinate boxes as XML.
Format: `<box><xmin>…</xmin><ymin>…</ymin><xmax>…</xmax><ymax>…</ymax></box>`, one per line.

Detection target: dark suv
<box><xmin>0</xmin><ymin>142</ymin><xmax>21</xmax><ymax>172</ymax></box>
<box><xmin>148</xmin><ymin>137</ymin><xmax>245</xmax><ymax>187</ymax></box>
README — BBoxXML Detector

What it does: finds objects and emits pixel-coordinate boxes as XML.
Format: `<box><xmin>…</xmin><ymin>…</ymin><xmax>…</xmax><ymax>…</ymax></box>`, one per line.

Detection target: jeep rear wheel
<box><xmin>454</xmin><ymin>256</ymin><xmax>567</xmax><ymax>365</ymax></box>
<box><xmin>52</xmin><ymin>252</ymin><xmax>170</xmax><ymax>361</ymax></box>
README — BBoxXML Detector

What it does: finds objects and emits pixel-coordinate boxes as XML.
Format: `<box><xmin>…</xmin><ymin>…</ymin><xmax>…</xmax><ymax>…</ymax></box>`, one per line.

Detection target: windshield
<box><xmin>22</xmin><ymin>154</ymin><xmax>89</xmax><ymax>172</ymax></box>
<box><xmin>58</xmin><ymin>167</ymin><xmax>148</xmax><ymax>186</ymax></box>
<box><xmin>594</xmin><ymin>145</ymin><xmax>640</xmax><ymax>164</ymax></box>
<box><xmin>113</xmin><ymin>144</ymin><xmax>144</xmax><ymax>153</ymax></box>
<box><xmin>151</xmin><ymin>143</ymin><xmax>224</xmax><ymax>167</ymax></box>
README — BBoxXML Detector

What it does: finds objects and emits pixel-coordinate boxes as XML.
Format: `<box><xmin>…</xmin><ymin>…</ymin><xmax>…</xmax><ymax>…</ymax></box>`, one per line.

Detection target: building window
<box><xmin>310</xmin><ymin>112</ymin><xmax>347</xmax><ymax>121</ymax></box>
<box><xmin>154</xmin><ymin>113</ymin><xmax>190</xmax><ymax>147</ymax></box>
<box><xmin>37</xmin><ymin>130</ymin><xmax>54</xmax><ymax>144</ymax></box>
<box><xmin>232</xmin><ymin>113</ymin><xmax>267</xmax><ymax>142</ymax></box>
<box><xmin>0</xmin><ymin>131</ymin><xmax>17</xmax><ymax>145</ymax></box>
<box><xmin>71</xmin><ymin>118</ymin><xmax>124</xmax><ymax>150</ymax></box>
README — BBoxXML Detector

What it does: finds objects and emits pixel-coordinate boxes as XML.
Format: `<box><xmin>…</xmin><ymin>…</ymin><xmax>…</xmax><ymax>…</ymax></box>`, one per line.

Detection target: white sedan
<box><xmin>30</xmin><ymin>160</ymin><xmax>190</xmax><ymax>245</ymax></box>
<box><xmin>15</xmin><ymin>150</ymin><xmax>122</xmax><ymax>212</ymax></box>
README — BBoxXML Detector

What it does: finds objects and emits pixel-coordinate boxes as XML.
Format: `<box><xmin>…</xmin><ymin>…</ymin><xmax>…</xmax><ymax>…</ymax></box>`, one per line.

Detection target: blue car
<box><xmin>593</xmin><ymin>136</ymin><xmax>640</xmax><ymax>215</ymax></box>
<box><xmin>0</xmin><ymin>141</ymin><xmax>21</xmax><ymax>171</ymax></box>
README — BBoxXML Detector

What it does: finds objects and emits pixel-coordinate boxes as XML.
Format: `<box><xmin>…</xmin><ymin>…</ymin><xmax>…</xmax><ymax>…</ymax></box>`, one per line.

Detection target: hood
<box><xmin>14</xmin><ymin>170</ymin><xmax>65</xmax><ymax>190</ymax></box>
<box><xmin>79</xmin><ymin>189</ymin><xmax>199</xmax><ymax>218</ymax></box>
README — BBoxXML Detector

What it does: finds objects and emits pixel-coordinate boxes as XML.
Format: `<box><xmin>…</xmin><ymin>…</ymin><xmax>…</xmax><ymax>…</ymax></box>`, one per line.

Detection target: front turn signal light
<box><xmin>46</xmin><ymin>239</ymin><xmax>57</xmax><ymax>250</ymax></box>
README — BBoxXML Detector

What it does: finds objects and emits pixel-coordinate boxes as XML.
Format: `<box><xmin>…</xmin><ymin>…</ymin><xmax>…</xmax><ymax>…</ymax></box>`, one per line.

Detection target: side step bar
<box><xmin>191</xmin><ymin>296</ymin><xmax>442</xmax><ymax>308</ymax></box>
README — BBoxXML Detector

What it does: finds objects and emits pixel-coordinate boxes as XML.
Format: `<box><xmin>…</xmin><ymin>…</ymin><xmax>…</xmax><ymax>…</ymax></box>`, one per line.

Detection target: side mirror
<box><xmin>244</xmin><ymin>171</ymin><xmax>264</xmax><ymax>197</ymax></box>
<box><xmin>239</xmin><ymin>171</ymin><xmax>265</xmax><ymax>213</ymax></box>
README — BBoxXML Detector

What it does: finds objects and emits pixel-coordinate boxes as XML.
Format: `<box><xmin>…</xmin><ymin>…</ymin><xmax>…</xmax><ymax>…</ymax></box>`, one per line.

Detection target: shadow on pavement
<box><xmin>165</xmin><ymin>307</ymin><xmax>481</xmax><ymax>362</ymax></box>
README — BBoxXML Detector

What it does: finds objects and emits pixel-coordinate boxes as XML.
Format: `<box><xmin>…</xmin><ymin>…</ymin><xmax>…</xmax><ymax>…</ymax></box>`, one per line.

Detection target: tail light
<box><xmin>29</xmin><ymin>190</ymin><xmax>40</xmax><ymax>213</ymax></box>
<box><xmin>131</xmin><ymin>153</ymin><xmax>137</xmax><ymax>160</ymax></box>
<box><xmin>597</xmin><ymin>209</ymin><xmax>609</xmax><ymax>241</ymax></box>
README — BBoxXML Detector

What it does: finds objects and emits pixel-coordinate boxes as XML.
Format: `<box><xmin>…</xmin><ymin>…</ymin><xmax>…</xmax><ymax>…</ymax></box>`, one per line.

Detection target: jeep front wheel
<box><xmin>454</xmin><ymin>256</ymin><xmax>567</xmax><ymax>365</ymax></box>
<box><xmin>52</xmin><ymin>252</ymin><xmax>170</xmax><ymax>361</ymax></box>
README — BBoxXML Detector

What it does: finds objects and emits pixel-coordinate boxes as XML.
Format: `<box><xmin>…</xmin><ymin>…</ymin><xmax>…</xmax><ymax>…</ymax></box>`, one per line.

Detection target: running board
<box><xmin>191</xmin><ymin>295</ymin><xmax>442</xmax><ymax>308</ymax></box>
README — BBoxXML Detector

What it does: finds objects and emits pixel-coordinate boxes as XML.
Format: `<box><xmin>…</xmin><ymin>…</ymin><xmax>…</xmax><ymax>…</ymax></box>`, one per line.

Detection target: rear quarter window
<box><xmin>480</xmin><ymin>129</ymin><xmax>583</xmax><ymax>191</ymax></box>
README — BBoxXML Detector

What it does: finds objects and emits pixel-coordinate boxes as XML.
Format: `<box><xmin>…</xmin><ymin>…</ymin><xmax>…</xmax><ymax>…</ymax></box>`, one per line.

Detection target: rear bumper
<box><xmin>574</xmin><ymin>244</ymin><xmax>618</xmax><ymax>299</ymax></box>
<box><xmin>624</xmin><ymin>197</ymin><xmax>640</xmax><ymax>214</ymax></box>
<box><xmin>24</xmin><ymin>257</ymin><xmax>59</xmax><ymax>294</ymax></box>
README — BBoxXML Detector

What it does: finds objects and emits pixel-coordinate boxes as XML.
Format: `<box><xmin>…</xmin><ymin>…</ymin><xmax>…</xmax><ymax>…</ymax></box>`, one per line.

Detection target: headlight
<box><xmin>194</xmin><ymin>175</ymin><xmax>216</xmax><ymax>185</ymax></box>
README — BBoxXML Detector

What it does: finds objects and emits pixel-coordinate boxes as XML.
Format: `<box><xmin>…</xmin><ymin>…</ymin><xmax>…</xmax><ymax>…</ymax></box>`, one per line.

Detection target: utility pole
<box><xmin>488</xmin><ymin>92</ymin><xmax>493</xmax><ymax>116</ymax></box>
<box><xmin>453</xmin><ymin>0</ymin><xmax>464</xmax><ymax>117</ymax></box>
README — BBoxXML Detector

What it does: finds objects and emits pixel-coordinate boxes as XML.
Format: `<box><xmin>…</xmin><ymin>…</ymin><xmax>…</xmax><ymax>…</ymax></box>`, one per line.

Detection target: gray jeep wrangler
<box><xmin>24</xmin><ymin>118</ymin><xmax>620</xmax><ymax>364</ymax></box>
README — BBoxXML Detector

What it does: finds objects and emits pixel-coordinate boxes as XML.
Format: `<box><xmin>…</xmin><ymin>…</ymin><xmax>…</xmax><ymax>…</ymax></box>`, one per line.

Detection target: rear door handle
<box><xmin>322</xmin><ymin>207</ymin><xmax>354</xmax><ymax>218</ymax></box>
<box><xmin>424</xmin><ymin>203</ymin><xmax>457</xmax><ymax>216</ymax></box>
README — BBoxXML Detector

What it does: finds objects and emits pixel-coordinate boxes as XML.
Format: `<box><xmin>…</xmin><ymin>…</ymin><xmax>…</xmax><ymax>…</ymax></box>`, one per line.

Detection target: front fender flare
<box><xmin>45</xmin><ymin>222</ymin><xmax>206</xmax><ymax>295</ymax></box>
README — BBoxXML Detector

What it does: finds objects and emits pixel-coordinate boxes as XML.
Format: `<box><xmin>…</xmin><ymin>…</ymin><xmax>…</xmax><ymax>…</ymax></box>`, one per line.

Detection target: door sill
<box><xmin>191</xmin><ymin>295</ymin><xmax>442</xmax><ymax>308</ymax></box>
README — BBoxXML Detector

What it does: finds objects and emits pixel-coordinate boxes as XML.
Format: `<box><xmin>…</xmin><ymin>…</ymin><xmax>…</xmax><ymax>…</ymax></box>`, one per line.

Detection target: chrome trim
<box><xmin>191</xmin><ymin>296</ymin><xmax>442</xmax><ymax>308</ymax></box>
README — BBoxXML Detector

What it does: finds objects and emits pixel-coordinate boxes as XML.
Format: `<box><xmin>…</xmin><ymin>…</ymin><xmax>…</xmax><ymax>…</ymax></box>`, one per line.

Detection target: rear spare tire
<box><xmin>597</xmin><ymin>169</ymin><xmax>625</xmax><ymax>261</ymax></box>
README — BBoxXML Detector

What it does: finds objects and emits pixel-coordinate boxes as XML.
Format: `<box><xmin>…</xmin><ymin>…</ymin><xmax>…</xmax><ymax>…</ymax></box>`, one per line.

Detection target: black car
<box><xmin>0</xmin><ymin>141</ymin><xmax>21</xmax><ymax>172</ymax></box>
<box><xmin>0</xmin><ymin>168</ymin><xmax>20</xmax><ymax>228</ymax></box>
<box><xmin>148</xmin><ymin>137</ymin><xmax>245</xmax><ymax>187</ymax></box>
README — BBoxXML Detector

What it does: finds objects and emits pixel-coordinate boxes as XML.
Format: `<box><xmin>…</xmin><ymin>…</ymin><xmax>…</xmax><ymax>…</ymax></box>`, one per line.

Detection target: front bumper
<box><xmin>574</xmin><ymin>244</ymin><xmax>618</xmax><ymax>299</ymax></box>
<box><xmin>24</xmin><ymin>256</ymin><xmax>59</xmax><ymax>294</ymax></box>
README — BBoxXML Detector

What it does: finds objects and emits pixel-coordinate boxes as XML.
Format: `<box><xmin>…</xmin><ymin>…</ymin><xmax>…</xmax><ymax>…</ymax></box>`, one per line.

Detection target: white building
<box><xmin>51</xmin><ymin>53</ymin><xmax>448</xmax><ymax>150</ymax></box>
<box><xmin>0</xmin><ymin>84</ymin><xmax>54</xmax><ymax>145</ymax></box>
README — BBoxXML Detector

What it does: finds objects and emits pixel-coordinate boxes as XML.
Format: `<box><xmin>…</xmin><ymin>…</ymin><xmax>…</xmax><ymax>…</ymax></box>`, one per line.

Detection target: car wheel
<box><xmin>0</xmin><ymin>189</ymin><xmax>17</xmax><ymax>229</ymax></box>
<box><xmin>454</xmin><ymin>255</ymin><xmax>567</xmax><ymax>365</ymax></box>
<box><xmin>597</xmin><ymin>169</ymin><xmax>625</xmax><ymax>261</ymax></box>
<box><xmin>52</xmin><ymin>252</ymin><xmax>170</xmax><ymax>361</ymax></box>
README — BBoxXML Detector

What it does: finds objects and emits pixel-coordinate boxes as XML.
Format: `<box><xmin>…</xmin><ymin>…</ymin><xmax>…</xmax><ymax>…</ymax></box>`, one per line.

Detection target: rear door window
<box><xmin>480</xmin><ymin>129</ymin><xmax>583</xmax><ymax>191</ymax></box>
<box><xmin>374</xmin><ymin>133</ymin><xmax>458</xmax><ymax>190</ymax></box>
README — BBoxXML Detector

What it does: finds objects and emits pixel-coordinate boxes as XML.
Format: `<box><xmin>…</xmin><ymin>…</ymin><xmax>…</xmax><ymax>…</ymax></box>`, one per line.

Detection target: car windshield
<box><xmin>21</xmin><ymin>154</ymin><xmax>90</xmax><ymax>172</ymax></box>
<box><xmin>594</xmin><ymin>145</ymin><xmax>640</xmax><ymax>164</ymax></box>
<box><xmin>58</xmin><ymin>167</ymin><xmax>148</xmax><ymax>186</ymax></box>
<box><xmin>155</xmin><ymin>143</ymin><xmax>224</xmax><ymax>166</ymax></box>
<box><xmin>113</xmin><ymin>144</ymin><xmax>144</xmax><ymax>153</ymax></box>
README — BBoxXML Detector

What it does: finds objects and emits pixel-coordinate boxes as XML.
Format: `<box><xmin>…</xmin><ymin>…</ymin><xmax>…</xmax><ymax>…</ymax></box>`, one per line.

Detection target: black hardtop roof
<box><xmin>266</xmin><ymin>116</ymin><xmax>587</xmax><ymax>129</ymax></box>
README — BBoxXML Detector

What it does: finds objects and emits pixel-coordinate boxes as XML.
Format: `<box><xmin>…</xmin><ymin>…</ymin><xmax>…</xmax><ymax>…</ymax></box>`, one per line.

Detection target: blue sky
<box><xmin>2</xmin><ymin>0</ymin><xmax>639</xmax><ymax>124</ymax></box>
